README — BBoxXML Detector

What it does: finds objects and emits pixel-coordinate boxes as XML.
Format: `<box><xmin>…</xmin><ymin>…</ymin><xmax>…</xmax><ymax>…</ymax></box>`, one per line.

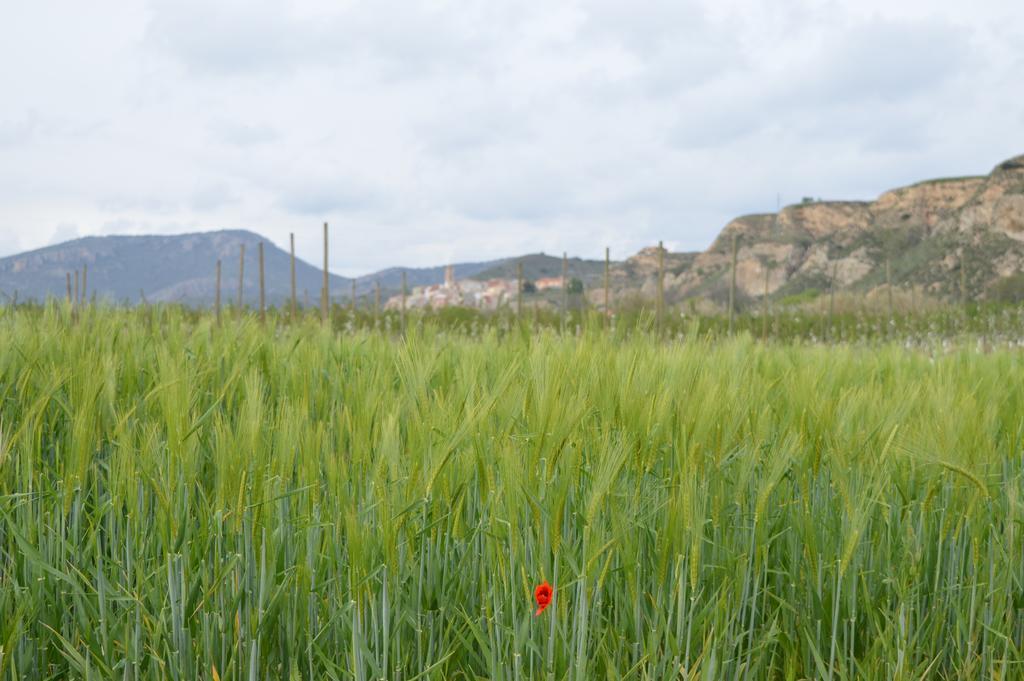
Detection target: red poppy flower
<box><xmin>534</xmin><ymin>581</ymin><xmax>553</xmax><ymax>616</ymax></box>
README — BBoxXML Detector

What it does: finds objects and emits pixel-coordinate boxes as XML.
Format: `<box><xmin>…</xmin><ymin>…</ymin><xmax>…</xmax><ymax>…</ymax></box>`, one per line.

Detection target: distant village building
<box><xmin>534</xmin><ymin>277</ymin><xmax>563</xmax><ymax>291</ymax></box>
<box><xmin>384</xmin><ymin>265</ymin><xmax>519</xmax><ymax>311</ymax></box>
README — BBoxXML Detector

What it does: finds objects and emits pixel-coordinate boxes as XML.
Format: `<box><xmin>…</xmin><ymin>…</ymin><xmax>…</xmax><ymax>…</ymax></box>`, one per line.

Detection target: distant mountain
<box><xmin>0</xmin><ymin>230</ymin><xmax>350</xmax><ymax>305</ymax></box>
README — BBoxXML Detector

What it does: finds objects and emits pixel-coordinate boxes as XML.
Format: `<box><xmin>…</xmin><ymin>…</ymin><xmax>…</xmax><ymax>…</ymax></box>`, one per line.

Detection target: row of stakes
<box><xmin>57</xmin><ymin>225</ymin><xmax>966</xmax><ymax>336</ymax></box>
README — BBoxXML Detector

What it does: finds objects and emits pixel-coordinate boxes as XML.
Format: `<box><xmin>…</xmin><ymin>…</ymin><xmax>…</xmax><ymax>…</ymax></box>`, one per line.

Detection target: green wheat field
<box><xmin>1</xmin><ymin>305</ymin><xmax>1023</xmax><ymax>679</ymax></box>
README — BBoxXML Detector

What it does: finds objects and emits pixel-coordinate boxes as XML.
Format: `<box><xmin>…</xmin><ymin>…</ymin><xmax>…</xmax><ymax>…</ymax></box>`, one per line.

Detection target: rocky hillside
<box><xmin>617</xmin><ymin>153</ymin><xmax>1024</xmax><ymax>308</ymax></box>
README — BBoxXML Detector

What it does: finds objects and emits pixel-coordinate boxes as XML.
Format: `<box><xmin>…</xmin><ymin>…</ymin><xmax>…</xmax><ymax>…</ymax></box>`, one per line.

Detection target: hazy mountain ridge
<box><xmin>0</xmin><ymin>230</ymin><xmax>352</xmax><ymax>305</ymax></box>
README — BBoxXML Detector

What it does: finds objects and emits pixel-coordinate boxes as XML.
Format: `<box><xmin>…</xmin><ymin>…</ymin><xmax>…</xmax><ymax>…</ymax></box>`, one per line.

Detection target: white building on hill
<box><xmin>385</xmin><ymin>265</ymin><xmax>519</xmax><ymax>311</ymax></box>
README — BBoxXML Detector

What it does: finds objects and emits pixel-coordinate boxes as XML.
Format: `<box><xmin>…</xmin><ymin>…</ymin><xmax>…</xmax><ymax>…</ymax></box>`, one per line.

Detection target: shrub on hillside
<box><xmin>988</xmin><ymin>274</ymin><xmax>1024</xmax><ymax>303</ymax></box>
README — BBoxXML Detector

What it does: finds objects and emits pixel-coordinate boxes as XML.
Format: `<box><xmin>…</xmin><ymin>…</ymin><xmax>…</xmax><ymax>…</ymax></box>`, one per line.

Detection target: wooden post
<box><xmin>321</xmin><ymin>222</ymin><xmax>329</xmax><ymax>325</ymax></box>
<box><xmin>886</xmin><ymin>257</ymin><xmax>893</xmax><ymax>325</ymax></box>
<box><xmin>828</xmin><ymin>261</ymin><xmax>837</xmax><ymax>341</ymax></box>
<box><xmin>258</xmin><ymin>242</ymin><xmax>266</xmax><ymax>325</ymax></box>
<box><xmin>728</xmin><ymin>235</ymin><xmax>738</xmax><ymax>335</ymax></box>
<box><xmin>66</xmin><ymin>272</ymin><xmax>72</xmax><ymax>305</ymax></box>
<box><xmin>74</xmin><ymin>270</ymin><xmax>80</xmax><ymax>308</ymax></box>
<box><xmin>375</xmin><ymin>281</ymin><xmax>381</xmax><ymax>323</ymax></box>
<box><xmin>561</xmin><ymin>252</ymin><xmax>568</xmax><ymax>335</ymax></box>
<box><xmin>237</xmin><ymin>244</ymin><xmax>245</xmax><ymax>316</ymax></box>
<box><xmin>400</xmin><ymin>271</ymin><xmax>407</xmax><ymax>334</ymax></box>
<box><xmin>604</xmin><ymin>246</ymin><xmax>610</xmax><ymax>326</ymax></box>
<box><xmin>351</xmin><ymin>279</ymin><xmax>357</xmax><ymax>315</ymax></box>
<box><xmin>516</xmin><ymin>261</ymin><xmax>523</xmax><ymax>320</ymax></box>
<box><xmin>657</xmin><ymin>241</ymin><xmax>665</xmax><ymax>337</ymax></box>
<box><xmin>960</xmin><ymin>254</ymin><xmax>967</xmax><ymax>312</ymax></box>
<box><xmin>289</xmin><ymin>233</ymin><xmax>297</xmax><ymax>321</ymax></box>
<box><xmin>762</xmin><ymin>262</ymin><xmax>770</xmax><ymax>342</ymax></box>
<box><xmin>215</xmin><ymin>259</ymin><xmax>222</xmax><ymax>326</ymax></box>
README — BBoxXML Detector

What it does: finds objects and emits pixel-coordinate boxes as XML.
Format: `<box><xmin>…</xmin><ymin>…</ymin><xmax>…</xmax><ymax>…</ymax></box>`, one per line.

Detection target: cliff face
<box><xmin>627</xmin><ymin>154</ymin><xmax>1024</xmax><ymax>306</ymax></box>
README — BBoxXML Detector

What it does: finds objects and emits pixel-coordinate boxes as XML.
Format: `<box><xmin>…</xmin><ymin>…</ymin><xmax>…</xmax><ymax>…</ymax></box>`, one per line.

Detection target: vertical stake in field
<box><xmin>375</xmin><ymin>281</ymin><xmax>381</xmax><ymax>325</ymax></box>
<box><xmin>516</xmin><ymin>261</ymin><xmax>524</xmax><ymax>321</ymax></box>
<box><xmin>561</xmin><ymin>252</ymin><xmax>568</xmax><ymax>335</ymax></box>
<box><xmin>351</xmin><ymin>279</ymin><xmax>357</xmax><ymax>316</ymax></box>
<box><xmin>762</xmin><ymin>262</ymin><xmax>770</xmax><ymax>342</ymax></box>
<box><xmin>828</xmin><ymin>261</ymin><xmax>837</xmax><ymax>341</ymax></box>
<box><xmin>67</xmin><ymin>272</ymin><xmax>74</xmax><ymax>323</ymax></box>
<box><xmin>321</xmin><ymin>222</ymin><xmax>329</xmax><ymax>325</ymax></box>
<box><xmin>258</xmin><ymin>242</ymin><xmax>266</xmax><ymax>325</ymax></box>
<box><xmin>657</xmin><ymin>240</ymin><xmax>665</xmax><ymax>337</ymax></box>
<box><xmin>401</xmin><ymin>271</ymin><xmax>407</xmax><ymax>335</ymax></box>
<box><xmin>237</xmin><ymin>244</ymin><xmax>245</xmax><ymax>318</ymax></box>
<box><xmin>960</xmin><ymin>253</ymin><xmax>968</xmax><ymax>317</ymax></box>
<box><xmin>886</xmin><ymin>257</ymin><xmax>893</xmax><ymax>328</ymax></box>
<box><xmin>215</xmin><ymin>260</ymin><xmax>222</xmax><ymax>326</ymax></box>
<box><xmin>289</xmin><ymin>233</ymin><xmax>297</xmax><ymax>322</ymax></box>
<box><xmin>728</xmin><ymin>235</ymin><xmax>738</xmax><ymax>335</ymax></box>
<box><xmin>604</xmin><ymin>246</ymin><xmax>610</xmax><ymax>327</ymax></box>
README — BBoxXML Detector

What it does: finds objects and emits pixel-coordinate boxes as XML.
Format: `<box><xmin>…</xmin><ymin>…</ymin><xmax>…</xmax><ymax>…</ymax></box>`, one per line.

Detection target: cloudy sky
<box><xmin>1</xmin><ymin>0</ymin><xmax>1021</xmax><ymax>275</ymax></box>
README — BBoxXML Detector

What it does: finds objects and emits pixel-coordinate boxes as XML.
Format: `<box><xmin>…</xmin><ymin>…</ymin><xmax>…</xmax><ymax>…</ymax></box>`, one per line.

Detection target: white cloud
<box><xmin>0</xmin><ymin>0</ymin><xmax>1022</xmax><ymax>276</ymax></box>
<box><xmin>49</xmin><ymin>223</ymin><xmax>81</xmax><ymax>245</ymax></box>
